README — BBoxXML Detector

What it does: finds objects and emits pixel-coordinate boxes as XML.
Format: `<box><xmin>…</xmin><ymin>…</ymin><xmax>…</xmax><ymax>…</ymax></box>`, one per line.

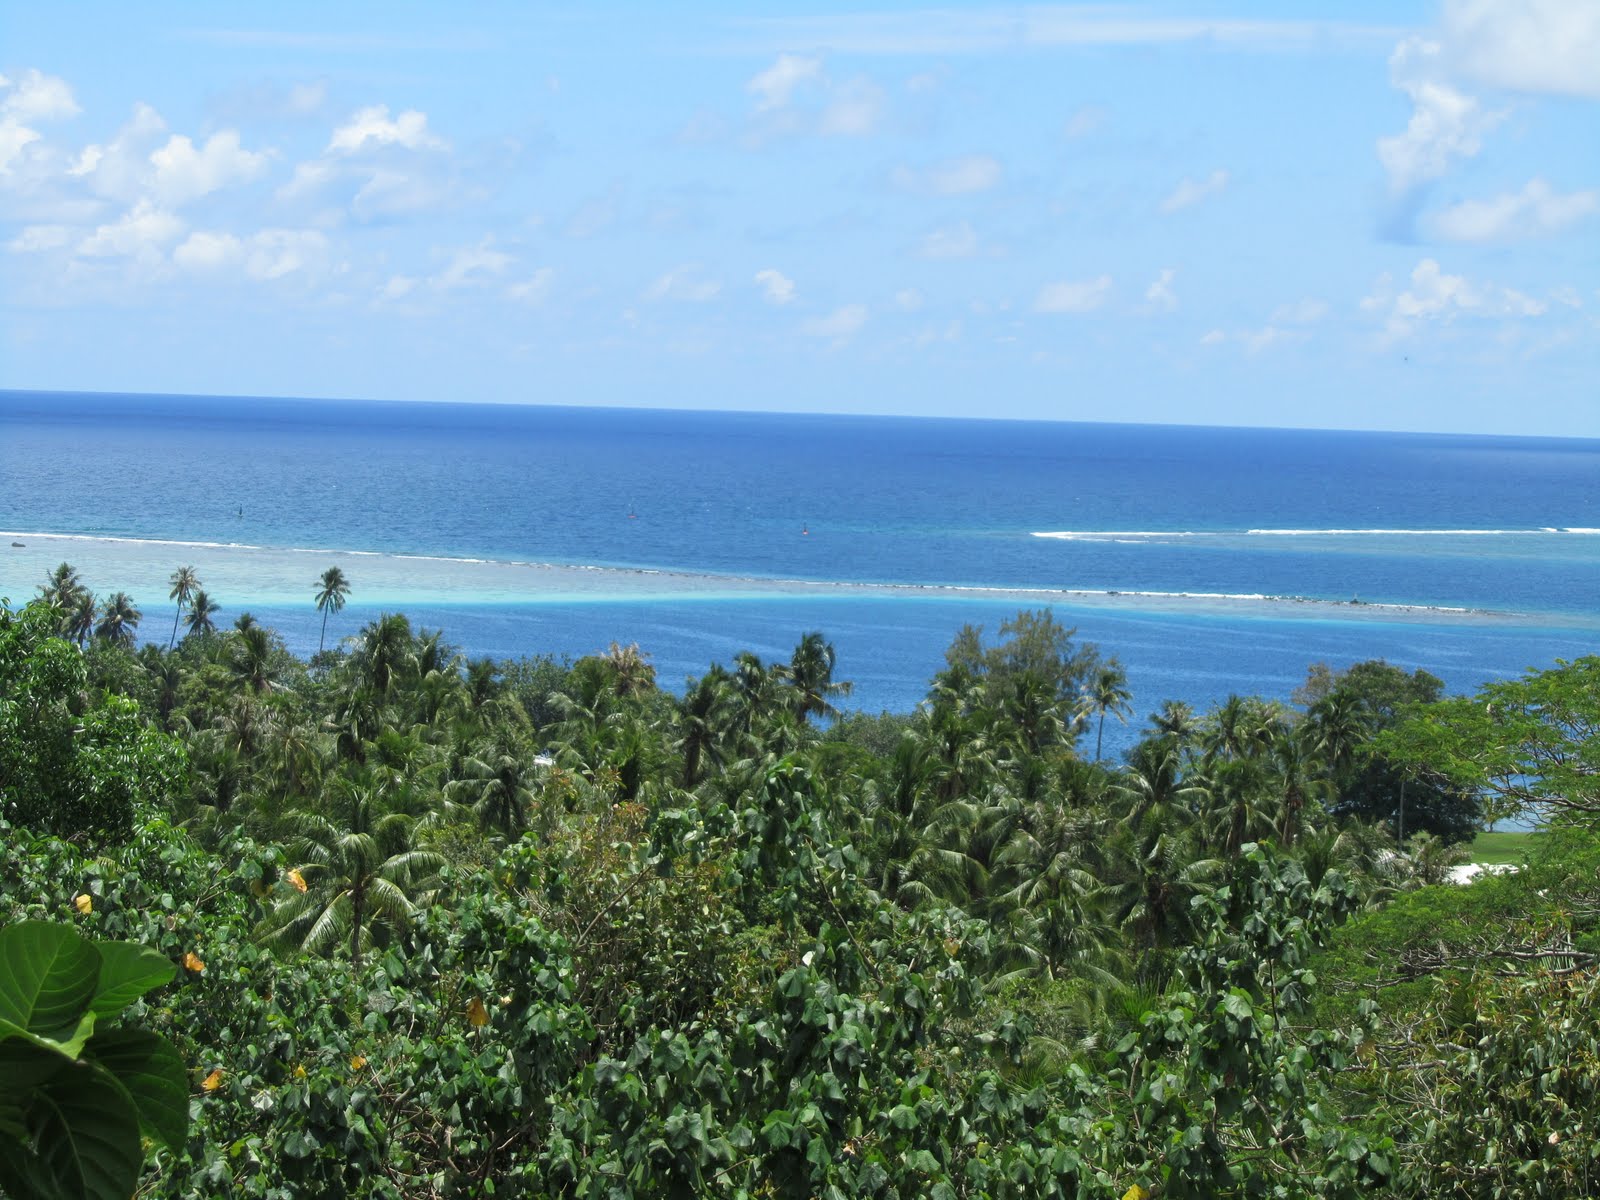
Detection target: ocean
<box><xmin>3</xmin><ymin>389</ymin><xmax>1596</xmax><ymax>753</ymax></box>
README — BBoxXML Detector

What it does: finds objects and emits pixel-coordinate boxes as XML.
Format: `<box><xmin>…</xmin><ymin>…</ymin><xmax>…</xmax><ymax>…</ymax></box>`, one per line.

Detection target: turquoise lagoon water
<box><xmin>3</xmin><ymin>390</ymin><xmax>1596</xmax><ymax>746</ymax></box>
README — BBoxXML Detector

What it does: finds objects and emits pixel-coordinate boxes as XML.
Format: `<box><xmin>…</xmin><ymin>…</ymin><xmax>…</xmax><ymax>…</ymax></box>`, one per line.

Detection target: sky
<box><xmin>1</xmin><ymin>1</ymin><xmax>1597</xmax><ymax>435</ymax></box>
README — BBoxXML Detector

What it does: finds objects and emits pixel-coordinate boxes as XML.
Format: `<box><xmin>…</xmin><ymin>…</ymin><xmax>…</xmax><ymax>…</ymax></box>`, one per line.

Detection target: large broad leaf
<box><xmin>0</xmin><ymin>922</ymin><xmax>101</xmax><ymax>1043</ymax></box>
<box><xmin>0</xmin><ymin>1038</ymin><xmax>71</xmax><ymax>1100</ymax></box>
<box><xmin>85</xmin><ymin>1029</ymin><xmax>189</xmax><ymax>1153</ymax></box>
<box><xmin>87</xmin><ymin>943</ymin><xmax>175</xmax><ymax>1020</ymax></box>
<box><xmin>27</xmin><ymin>1059</ymin><xmax>144</xmax><ymax>1200</ymax></box>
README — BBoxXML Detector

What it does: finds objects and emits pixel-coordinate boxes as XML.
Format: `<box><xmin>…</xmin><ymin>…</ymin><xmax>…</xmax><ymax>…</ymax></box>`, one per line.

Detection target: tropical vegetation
<box><xmin>1</xmin><ymin>572</ymin><xmax>1596</xmax><ymax>1199</ymax></box>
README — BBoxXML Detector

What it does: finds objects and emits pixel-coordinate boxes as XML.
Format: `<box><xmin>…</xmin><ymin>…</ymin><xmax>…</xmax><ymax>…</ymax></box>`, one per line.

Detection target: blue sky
<box><xmin>2</xmin><ymin>1</ymin><xmax>1596</xmax><ymax>434</ymax></box>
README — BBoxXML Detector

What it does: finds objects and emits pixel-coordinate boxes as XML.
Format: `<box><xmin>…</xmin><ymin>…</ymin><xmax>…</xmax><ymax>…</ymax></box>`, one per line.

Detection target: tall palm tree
<box><xmin>184</xmin><ymin>590</ymin><xmax>221</xmax><ymax>638</ymax></box>
<box><xmin>1086</xmin><ymin>663</ymin><xmax>1133</xmax><ymax>761</ymax></box>
<box><xmin>314</xmin><ymin>565</ymin><xmax>351</xmax><ymax>655</ymax></box>
<box><xmin>678</xmin><ymin>664</ymin><xmax>733</xmax><ymax>788</ymax></box>
<box><xmin>167</xmin><ymin>565</ymin><xmax>200</xmax><ymax>650</ymax></box>
<box><xmin>39</xmin><ymin>561</ymin><xmax>85</xmax><ymax>610</ymax></box>
<box><xmin>232</xmin><ymin>624</ymin><xmax>280</xmax><ymax>694</ymax></box>
<box><xmin>94</xmin><ymin>592</ymin><xmax>142</xmax><ymax>647</ymax></box>
<box><xmin>447</xmin><ymin>732</ymin><xmax>538</xmax><ymax>837</ymax></box>
<box><xmin>66</xmin><ymin>591</ymin><xmax>97</xmax><ymax>648</ymax></box>
<box><xmin>781</xmin><ymin>632</ymin><xmax>852</xmax><ymax>724</ymax></box>
<box><xmin>603</xmin><ymin>641</ymin><xmax>655</xmax><ymax>698</ymax></box>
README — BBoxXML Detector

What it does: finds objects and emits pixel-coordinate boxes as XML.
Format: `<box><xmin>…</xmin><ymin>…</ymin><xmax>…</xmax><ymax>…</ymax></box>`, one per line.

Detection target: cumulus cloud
<box><xmin>918</xmin><ymin>222</ymin><xmax>980</xmax><ymax>259</ymax></box>
<box><xmin>1429</xmin><ymin>178</ymin><xmax>1599</xmax><ymax>242</ymax></box>
<box><xmin>1160</xmin><ymin>169</ymin><xmax>1229</xmax><ymax>213</ymax></box>
<box><xmin>1144</xmin><ymin>268</ymin><xmax>1177</xmax><ymax>312</ymax></box>
<box><xmin>747</xmin><ymin>54</ymin><xmax>823</xmax><ymax>111</ymax></box>
<box><xmin>150</xmin><ymin>130</ymin><xmax>269</xmax><ymax>205</ymax></box>
<box><xmin>801</xmin><ymin>303</ymin><xmax>868</xmax><ymax>342</ymax></box>
<box><xmin>645</xmin><ymin>264</ymin><xmax>721</xmax><ymax>302</ymax></box>
<box><xmin>744</xmin><ymin>55</ymin><xmax>885</xmax><ymax>140</ymax></box>
<box><xmin>1376</xmin><ymin>37</ymin><xmax>1503</xmax><ymax>200</ymax></box>
<box><xmin>1034</xmin><ymin>275</ymin><xmax>1112</xmax><ymax>313</ymax></box>
<box><xmin>76</xmin><ymin>200</ymin><xmax>184</xmax><ymax>258</ymax></box>
<box><xmin>67</xmin><ymin>103</ymin><xmax>168</xmax><ymax>202</ymax></box>
<box><xmin>755</xmin><ymin>267</ymin><xmax>796</xmax><ymax>305</ymax></box>
<box><xmin>328</xmin><ymin>105</ymin><xmax>446</xmax><ymax>154</ymax></box>
<box><xmin>1366</xmin><ymin>257</ymin><xmax>1550</xmax><ymax>339</ymax></box>
<box><xmin>0</xmin><ymin>68</ymin><xmax>80</xmax><ymax>175</ymax></box>
<box><xmin>171</xmin><ymin>228</ymin><xmax>330</xmax><ymax>280</ymax></box>
<box><xmin>894</xmin><ymin>153</ymin><xmax>1001</xmax><ymax>195</ymax></box>
<box><xmin>1443</xmin><ymin>0</ymin><xmax>1600</xmax><ymax>99</ymax></box>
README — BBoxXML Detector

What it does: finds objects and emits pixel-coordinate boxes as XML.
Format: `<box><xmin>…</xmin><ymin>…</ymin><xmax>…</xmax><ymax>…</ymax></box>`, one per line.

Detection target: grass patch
<box><xmin>1468</xmin><ymin>830</ymin><xmax>1543</xmax><ymax>866</ymax></box>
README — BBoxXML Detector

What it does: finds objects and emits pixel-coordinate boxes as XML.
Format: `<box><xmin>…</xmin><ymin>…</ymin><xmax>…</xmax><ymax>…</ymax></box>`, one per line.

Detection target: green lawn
<box><xmin>1467</xmin><ymin>830</ymin><xmax>1542</xmax><ymax>866</ymax></box>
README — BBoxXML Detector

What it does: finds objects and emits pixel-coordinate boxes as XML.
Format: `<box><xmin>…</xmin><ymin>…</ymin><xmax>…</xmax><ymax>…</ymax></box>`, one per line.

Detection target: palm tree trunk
<box><xmin>350</xmin><ymin>881</ymin><xmax>363</xmax><ymax>967</ymax></box>
<box><xmin>169</xmin><ymin>605</ymin><xmax>181</xmax><ymax>650</ymax></box>
<box><xmin>319</xmin><ymin>607</ymin><xmax>330</xmax><ymax>655</ymax></box>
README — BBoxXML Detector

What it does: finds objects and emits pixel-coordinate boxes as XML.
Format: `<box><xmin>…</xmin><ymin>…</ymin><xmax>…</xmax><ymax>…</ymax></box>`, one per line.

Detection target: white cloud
<box><xmin>894</xmin><ymin>287</ymin><xmax>924</xmax><ymax>311</ymax></box>
<box><xmin>1368</xmin><ymin>257</ymin><xmax>1552</xmax><ymax>339</ymax></box>
<box><xmin>1160</xmin><ymin>168</ymin><xmax>1229</xmax><ymax>213</ymax></box>
<box><xmin>1144</xmin><ymin>268</ymin><xmax>1177</xmax><ymax>312</ymax></box>
<box><xmin>286</xmin><ymin>81</ymin><xmax>327</xmax><ymax>115</ymax></box>
<box><xmin>351</xmin><ymin>168</ymin><xmax>446</xmax><ymax>219</ymax></box>
<box><xmin>172</xmin><ymin>230</ymin><xmax>241</xmax><ymax>270</ymax></box>
<box><xmin>802</xmin><ymin>303</ymin><xmax>868</xmax><ymax>342</ymax></box>
<box><xmin>381</xmin><ymin>274</ymin><xmax>418</xmax><ymax>300</ymax></box>
<box><xmin>171</xmin><ymin>228</ymin><xmax>330</xmax><ymax>280</ymax></box>
<box><xmin>1035</xmin><ymin>275</ymin><xmax>1112</xmax><ymax>313</ymax></box>
<box><xmin>896</xmin><ymin>153</ymin><xmax>1001</xmax><ymax>195</ymax></box>
<box><xmin>1199</xmin><ymin>329</ymin><xmax>1227</xmax><ymax>345</ymax></box>
<box><xmin>68</xmin><ymin>103</ymin><xmax>167</xmax><ymax>201</ymax></box>
<box><xmin>150</xmin><ymin>130</ymin><xmax>269</xmax><ymax>205</ymax></box>
<box><xmin>327</xmin><ymin>105</ymin><xmax>446</xmax><ymax>155</ymax></box>
<box><xmin>755</xmin><ymin>267</ymin><xmax>796</xmax><ymax>305</ymax></box>
<box><xmin>277</xmin><ymin>159</ymin><xmax>337</xmax><ymax>202</ymax></box>
<box><xmin>7</xmin><ymin>224</ymin><xmax>71</xmax><ymax>252</ymax></box>
<box><xmin>506</xmin><ymin>268</ymin><xmax>553</xmax><ymax>303</ymax></box>
<box><xmin>1430</xmin><ymin>178</ymin><xmax>1600</xmax><ymax>242</ymax></box>
<box><xmin>1377</xmin><ymin>38</ymin><xmax>1502</xmax><ymax>195</ymax></box>
<box><xmin>747</xmin><ymin>54</ymin><xmax>823</xmax><ymax>111</ymax></box>
<box><xmin>645</xmin><ymin>264</ymin><xmax>721</xmax><ymax>302</ymax></box>
<box><xmin>434</xmin><ymin>238</ymin><xmax>512</xmax><ymax>289</ymax></box>
<box><xmin>1443</xmin><ymin>0</ymin><xmax>1600</xmax><ymax>99</ymax></box>
<box><xmin>1</xmin><ymin>69</ymin><xmax>79</xmax><ymax>123</ymax></box>
<box><xmin>76</xmin><ymin>200</ymin><xmax>184</xmax><ymax>258</ymax></box>
<box><xmin>918</xmin><ymin>222</ymin><xmax>980</xmax><ymax>259</ymax></box>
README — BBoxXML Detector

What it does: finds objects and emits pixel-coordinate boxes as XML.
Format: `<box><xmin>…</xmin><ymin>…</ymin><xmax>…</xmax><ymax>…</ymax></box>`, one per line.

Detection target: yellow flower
<box><xmin>72</xmin><ymin>894</ymin><xmax>93</xmax><ymax>915</ymax></box>
<box><xmin>466</xmin><ymin>997</ymin><xmax>490</xmax><ymax>1027</ymax></box>
<box><xmin>1121</xmin><ymin>1186</ymin><xmax>1151</xmax><ymax>1200</ymax></box>
<box><xmin>201</xmin><ymin>1069</ymin><xmax>224</xmax><ymax>1092</ymax></box>
<box><xmin>349</xmin><ymin>1054</ymin><xmax>367</xmax><ymax>1071</ymax></box>
<box><xmin>184</xmin><ymin>951</ymin><xmax>206</xmax><ymax>973</ymax></box>
<box><xmin>286</xmin><ymin>868</ymin><xmax>308</xmax><ymax>894</ymax></box>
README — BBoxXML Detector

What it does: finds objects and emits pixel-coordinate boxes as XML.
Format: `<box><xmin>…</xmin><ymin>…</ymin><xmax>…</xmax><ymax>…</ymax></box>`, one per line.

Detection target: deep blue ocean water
<box><xmin>3</xmin><ymin>389</ymin><xmax>1597</xmax><ymax>752</ymax></box>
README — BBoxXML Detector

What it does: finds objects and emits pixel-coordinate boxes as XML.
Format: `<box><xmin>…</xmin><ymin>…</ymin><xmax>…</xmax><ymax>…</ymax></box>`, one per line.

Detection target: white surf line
<box><xmin>0</xmin><ymin>528</ymin><xmax>1508</xmax><ymax>618</ymax></box>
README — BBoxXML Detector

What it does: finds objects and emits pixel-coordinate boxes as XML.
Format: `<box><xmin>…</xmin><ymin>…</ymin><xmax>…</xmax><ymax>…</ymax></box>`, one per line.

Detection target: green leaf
<box><xmin>86</xmin><ymin>1028</ymin><xmax>190</xmax><ymax>1154</ymax></box>
<box><xmin>88</xmin><ymin>943</ymin><xmax>175</xmax><ymax>1020</ymax></box>
<box><xmin>0</xmin><ymin>1010</ymin><xmax>98</xmax><ymax>1063</ymax></box>
<box><xmin>0</xmin><ymin>921</ymin><xmax>101</xmax><ymax>1043</ymax></box>
<box><xmin>27</xmin><ymin>1059</ymin><xmax>144</xmax><ymax>1200</ymax></box>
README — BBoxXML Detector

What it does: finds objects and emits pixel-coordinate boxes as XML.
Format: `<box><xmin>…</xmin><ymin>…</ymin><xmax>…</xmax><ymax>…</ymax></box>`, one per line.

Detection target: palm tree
<box><xmin>39</xmin><ymin>562</ymin><xmax>85</xmax><ymax>610</ymax></box>
<box><xmin>184</xmin><ymin>590</ymin><xmax>221</xmax><ymax>639</ymax></box>
<box><xmin>781</xmin><ymin>632</ymin><xmax>853</xmax><ymax>724</ymax></box>
<box><xmin>678</xmin><ymin>664</ymin><xmax>733</xmax><ymax>788</ymax></box>
<box><xmin>66</xmin><ymin>591</ymin><xmax>97</xmax><ymax>648</ymax></box>
<box><xmin>167</xmin><ymin>565</ymin><xmax>200</xmax><ymax>650</ymax></box>
<box><xmin>232</xmin><ymin>624</ymin><xmax>280</xmax><ymax>694</ymax></box>
<box><xmin>314</xmin><ymin>565</ymin><xmax>351</xmax><ymax>654</ymax></box>
<box><xmin>258</xmin><ymin>778</ymin><xmax>443</xmax><ymax>966</ymax></box>
<box><xmin>1086</xmin><ymin>663</ymin><xmax>1133</xmax><ymax>761</ymax></box>
<box><xmin>448</xmin><ymin>732</ymin><xmax>538</xmax><ymax>837</ymax></box>
<box><xmin>94</xmin><ymin>592</ymin><xmax>142</xmax><ymax>647</ymax></box>
<box><xmin>603</xmin><ymin>641</ymin><xmax>655</xmax><ymax>698</ymax></box>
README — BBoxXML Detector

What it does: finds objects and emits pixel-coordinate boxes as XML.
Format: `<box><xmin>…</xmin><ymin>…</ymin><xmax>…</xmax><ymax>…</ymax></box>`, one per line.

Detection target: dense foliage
<box><xmin>2</xmin><ymin>575</ymin><xmax>1596</xmax><ymax>1198</ymax></box>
